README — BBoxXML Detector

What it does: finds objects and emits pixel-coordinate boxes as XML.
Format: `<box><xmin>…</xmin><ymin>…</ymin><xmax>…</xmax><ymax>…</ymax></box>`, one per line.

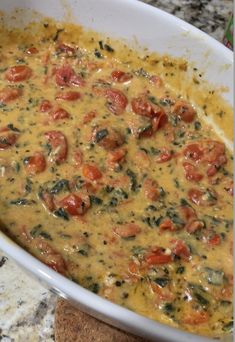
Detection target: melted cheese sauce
<box><xmin>0</xmin><ymin>19</ymin><xmax>233</xmax><ymax>338</ymax></box>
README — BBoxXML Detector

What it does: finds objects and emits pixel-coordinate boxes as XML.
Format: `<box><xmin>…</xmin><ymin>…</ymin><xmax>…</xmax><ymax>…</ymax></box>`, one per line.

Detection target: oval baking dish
<box><xmin>0</xmin><ymin>1</ymin><xmax>233</xmax><ymax>341</ymax></box>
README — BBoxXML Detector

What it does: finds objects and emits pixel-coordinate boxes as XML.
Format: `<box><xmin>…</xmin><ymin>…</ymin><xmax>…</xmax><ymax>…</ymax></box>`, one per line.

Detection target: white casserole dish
<box><xmin>0</xmin><ymin>1</ymin><xmax>233</xmax><ymax>341</ymax></box>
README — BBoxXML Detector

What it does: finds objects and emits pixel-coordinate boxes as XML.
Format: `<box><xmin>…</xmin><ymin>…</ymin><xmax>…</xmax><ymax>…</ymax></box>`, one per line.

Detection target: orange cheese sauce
<box><xmin>0</xmin><ymin>19</ymin><xmax>233</xmax><ymax>338</ymax></box>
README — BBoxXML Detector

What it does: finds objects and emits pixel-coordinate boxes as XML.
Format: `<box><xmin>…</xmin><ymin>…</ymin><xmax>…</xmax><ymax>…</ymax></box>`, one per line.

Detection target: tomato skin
<box><xmin>171</xmin><ymin>239</ymin><xmax>190</xmax><ymax>261</ymax></box>
<box><xmin>82</xmin><ymin>164</ymin><xmax>102</xmax><ymax>181</ymax></box>
<box><xmin>182</xmin><ymin>310</ymin><xmax>209</xmax><ymax>325</ymax></box>
<box><xmin>188</xmin><ymin>188</ymin><xmax>217</xmax><ymax>206</ymax></box>
<box><xmin>55</xmin><ymin>65</ymin><xmax>74</xmax><ymax>87</ymax></box>
<box><xmin>156</xmin><ymin>148</ymin><xmax>172</xmax><ymax>163</ymax></box>
<box><xmin>184</xmin><ymin>143</ymin><xmax>203</xmax><ymax>162</ymax></box>
<box><xmin>50</xmin><ymin>108</ymin><xmax>70</xmax><ymax>121</ymax></box>
<box><xmin>73</xmin><ymin>149</ymin><xmax>83</xmax><ymax>168</ymax></box>
<box><xmin>131</xmin><ymin>96</ymin><xmax>167</xmax><ymax>136</ymax></box>
<box><xmin>39</xmin><ymin>100</ymin><xmax>53</xmax><ymax>112</ymax></box>
<box><xmin>0</xmin><ymin>128</ymin><xmax>19</xmax><ymax>150</ymax></box>
<box><xmin>59</xmin><ymin>194</ymin><xmax>84</xmax><ymax>216</ymax></box>
<box><xmin>44</xmin><ymin>131</ymin><xmax>68</xmax><ymax>164</ymax></box>
<box><xmin>55</xmin><ymin>91</ymin><xmax>81</xmax><ymax>101</ymax></box>
<box><xmin>26</xmin><ymin>47</ymin><xmax>39</xmax><ymax>55</ymax></box>
<box><xmin>25</xmin><ymin>152</ymin><xmax>46</xmax><ymax>175</ymax></box>
<box><xmin>55</xmin><ymin>65</ymin><xmax>85</xmax><ymax>87</ymax></box>
<box><xmin>108</xmin><ymin>148</ymin><xmax>126</xmax><ymax>163</ymax></box>
<box><xmin>159</xmin><ymin>219</ymin><xmax>176</xmax><ymax>232</ymax></box>
<box><xmin>172</xmin><ymin>100</ymin><xmax>196</xmax><ymax>123</ymax></box>
<box><xmin>131</xmin><ymin>96</ymin><xmax>156</xmax><ymax>118</ymax></box>
<box><xmin>143</xmin><ymin>178</ymin><xmax>159</xmax><ymax>201</ymax></box>
<box><xmin>111</xmin><ymin>70</ymin><xmax>133</xmax><ymax>83</ymax></box>
<box><xmin>183</xmin><ymin>162</ymin><xmax>203</xmax><ymax>182</ymax></box>
<box><xmin>149</xmin><ymin>75</ymin><xmax>163</xmax><ymax>87</ymax></box>
<box><xmin>184</xmin><ymin>141</ymin><xmax>227</xmax><ymax>178</ymax></box>
<box><xmin>5</xmin><ymin>65</ymin><xmax>32</xmax><ymax>82</ymax></box>
<box><xmin>40</xmin><ymin>191</ymin><xmax>55</xmax><ymax>212</ymax></box>
<box><xmin>113</xmin><ymin>223</ymin><xmax>141</xmax><ymax>238</ymax></box>
<box><xmin>57</xmin><ymin>43</ymin><xmax>75</xmax><ymax>55</ymax></box>
<box><xmin>146</xmin><ymin>247</ymin><xmax>172</xmax><ymax>265</ymax></box>
<box><xmin>207</xmin><ymin>234</ymin><xmax>221</xmax><ymax>246</ymax></box>
<box><xmin>180</xmin><ymin>205</ymin><xmax>197</xmax><ymax>221</ymax></box>
<box><xmin>92</xmin><ymin>126</ymin><xmax>125</xmax><ymax>151</ymax></box>
<box><xmin>188</xmin><ymin>188</ymin><xmax>206</xmax><ymax>206</ymax></box>
<box><xmin>83</xmin><ymin>110</ymin><xmax>97</xmax><ymax>124</ymax></box>
<box><xmin>34</xmin><ymin>239</ymin><xmax>67</xmax><ymax>275</ymax></box>
<box><xmin>104</xmin><ymin>88</ymin><xmax>128</xmax><ymax>115</ymax></box>
<box><xmin>185</xmin><ymin>220</ymin><xmax>204</xmax><ymax>234</ymax></box>
<box><xmin>0</xmin><ymin>88</ymin><xmax>22</xmax><ymax>103</ymax></box>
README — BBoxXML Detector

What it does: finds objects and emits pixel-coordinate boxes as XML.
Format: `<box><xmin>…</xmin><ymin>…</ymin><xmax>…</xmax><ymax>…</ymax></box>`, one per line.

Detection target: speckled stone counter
<box><xmin>142</xmin><ymin>0</ymin><xmax>233</xmax><ymax>41</ymax></box>
<box><xmin>0</xmin><ymin>1</ymin><xmax>233</xmax><ymax>341</ymax></box>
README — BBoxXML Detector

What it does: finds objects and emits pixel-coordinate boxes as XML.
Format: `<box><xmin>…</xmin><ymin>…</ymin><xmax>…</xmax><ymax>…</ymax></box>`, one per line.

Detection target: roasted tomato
<box><xmin>181</xmin><ymin>308</ymin><xmax>209</xmax><ymax>325</ymax></box>
<box><xmin>104</xmin><ymin>88</ymin><xmax>128</xmax><ymax>115</ymax></box>
<box><xmin>184</xmin><ymin>141</ymin><xmax>227</xmax><ymax>177</ymax></box>
<box><xmin>82</xmin><ymin>164</ymin><xmax>102</xmax><ymax>181</ymax></box>
<box><xmin>131</xmin><ymin>96</ymin><xmax>160</xmax><ymax>118</ymax></box>
<box><xmin>0</xmin><ymin>127</ymin><xmax>19</xmax><ymax>150</ymax></box>
<box><xmin>39</xmin><ymin>99</ymin><xmax>53</xmax><ymax>112</ymax></box>
<box><xmin>55</xmin><ymin>64</ymin><xmax>85</xmax><ymax>87</ymax></box>
<box><xmin>55</xmin><ymin>91</ymin><xmax>81</xmax><ymax>101</ymax></box>
<box><xmin>171</xmin><ymin>239</ymin><xmax>190</xmax><ymax>261</ymax></box>
<box><xmin>111</xmin><ymin>70</ymin><xmax>133</xmax><ymax>83</ymax></box>
<box><xmin>183</xmin><ymin>162</ymin><xmax>203</xmax><ymax>182</ymax></box>
<box><xmin>40</xmin><ymin>190</ymin><xmax>55</xmax><ymax>212</ymax></box>
<box><xmin>143</xmin><ymin>178</ymin><xmax>159</xmax><ymax>201</ymax></box>
<box><xmin>5</xmin><ymin>65</ymin><xmax>32</xmax><ymax>82</ymax></box>
<box><xmin>149</xmin><ymin>75</ymin><xmax>163</xmax><ymax>87</ymax></box>
<box><xmin>33</xmin><ymin>239</ymin><xmax>67</xmax><ymax>275</ymax></box>
<box><xmin>73</xmin><ymin>149</ymin><xmax>83</xmax><ymax>168</ymax></box>
<box><xmin>131</xmin><ymin>95</ymin><xmax>167</xmax><ymax>136</ymax></box>
<box><xmin>146</xmin><ymin>247</ymin><xmax>172</xmax><ymax>265</ymax></box>
<box><xmin>156</xmin><ymin>147</ymin><xmax>173</xmax><ymax>163</ymax></box>
<box><xmin>50</xmin><ymin>107</ymin><xmax>70</xmax><ymax>120</ymax></box>
<box><xmin>159</xmin><ymin>219</ymin><xmax>176</xmax><ymax>232</ymax></box>
<box><xmin>188</xmin><ymin>188</ymin><xmax>217</xmax><ymax>206</ymax></box>
<box><xmin>184</xmin><ymin>143</ymin><xmax>204</xmax><ymax>162</ymax></box>
<box><xmin>113</xmin><ymin>223</ymin><xmax>141</xmax><ymax>238</ymax></box>
<box><xmin>59</xmin><ymin>193</ymin><xmax>85</xmax><ymax>216</ymax></box>
<box><xmin>107</xmin><ymin>148</ymin><xmax>126</xmax><ymax>169</ymax></box>
<box><xmin>25</xmin><ymin>152</ymin><xmax>46</xmax><ymax>175</ymax></box>
<box><xmin>92</xmin><ymin>126</ymin><xmax>125</xmax><ymax>150</ymax></box>
<box><xmin>44</xmin><ymin>131</ymin><xmax>68</xmax><ymax>164</ymax></box>
<box><xmin>83</xmin><ymin>110</ymin><xmax>97</xmax><ymax>124</ymax></box>
<box><xmin>55</xmin><ymin>64</ymin><xmax>74</xmax><ymax>87</ymax></box>
<box><xmin>56</xmin><ymin>43</ymin><xmax>76</xmax><ymax>55</ymax></box>
<box><xmin>26</xmin><ymin>47</ymin><xmax>39</xmax><ymax>55</ymax></box>
<box><xmin>0</xmin><ymin>88</ymin><xmax>22</xmax><ymax>103</ymax></box>
<box><xmin>171</xmin><ymin>100</ymin><xmax>196</xmax><ymax>123</ymax></box>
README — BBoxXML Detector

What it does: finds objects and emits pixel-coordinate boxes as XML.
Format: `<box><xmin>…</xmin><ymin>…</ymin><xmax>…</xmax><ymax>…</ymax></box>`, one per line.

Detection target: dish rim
<box><xmin>0</xmin><ymin>1</ymin><xmax>233</xmax><ymax>341</ymax></box>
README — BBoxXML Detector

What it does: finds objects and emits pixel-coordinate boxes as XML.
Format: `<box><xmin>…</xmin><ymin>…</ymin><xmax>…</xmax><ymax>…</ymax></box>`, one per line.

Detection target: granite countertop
<box><xmin>0</xmin><ymin>1</ymin><xmax>233</xmax><ymax>341</ymax></box>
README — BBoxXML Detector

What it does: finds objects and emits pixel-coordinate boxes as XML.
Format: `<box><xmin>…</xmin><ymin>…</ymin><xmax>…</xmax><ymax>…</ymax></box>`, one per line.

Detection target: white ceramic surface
<box><xmin>0</xmin><ymin>1</ymin><xmax>233</xmax><ymax>341</ymax></box>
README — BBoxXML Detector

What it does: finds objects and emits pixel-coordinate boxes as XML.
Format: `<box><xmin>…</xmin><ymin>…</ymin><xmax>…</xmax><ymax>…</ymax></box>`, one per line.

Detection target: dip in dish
<box><xmin>0</xmin><ymin>19</ymin><xmax>233</xmax><ymax>339</ymax></box>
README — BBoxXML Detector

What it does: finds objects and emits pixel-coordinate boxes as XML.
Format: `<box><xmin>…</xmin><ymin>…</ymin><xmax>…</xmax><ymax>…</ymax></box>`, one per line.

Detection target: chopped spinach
<box><xmin>54</xmin><ymin>208</ymin><xmax>69</xmax><ymax>221</ymax></box>
<box><xmin>89</xmin><ymin>195</ymin><xmax>103</xmax><ymax>205</ymax></box>
<box><xmin>154</xmin><ymin>277</ymin><xmax>169</xmax><ymax>288</ymax></box>
<box><xmin>95</xmin><ymin>129</ymin><xmax>109</xmax><ymax>143</ymax></box>
<box><xmin>50</xmin><ymin>179</ymin><xmax>69</xmax><ymax>194</ymax></box>
<box><xmin>7</xmin><ymin>124</ymin><xmax>20</xmax><ymax>132</ymax></box>
<box><xmin>53</xmin><ymin>28</ymin><xmax>64</xmax><ymax>41</ymax></box>
<box><xmin>126</xmin><ymin>169</ymin><xmax>138</xmax><ymax>192</ymax></box>
<box><xmin>30</xmin><ymin>224</ymin><xmax>52</xmax><ymax>240</ymax></box>
<box><xmin>10</xmin><ymin>198</ymin><xmax>36</xmax><ymax>205</ymax></box>
<box><xmin>205</xmin><ymin>267</ymin><xmax>224</xmax><ymax>286</ymax></box>
<box><xmin>89</xmin><ymin>283</ymin><xmax>100</xmax><ymax>294</ymax></box>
